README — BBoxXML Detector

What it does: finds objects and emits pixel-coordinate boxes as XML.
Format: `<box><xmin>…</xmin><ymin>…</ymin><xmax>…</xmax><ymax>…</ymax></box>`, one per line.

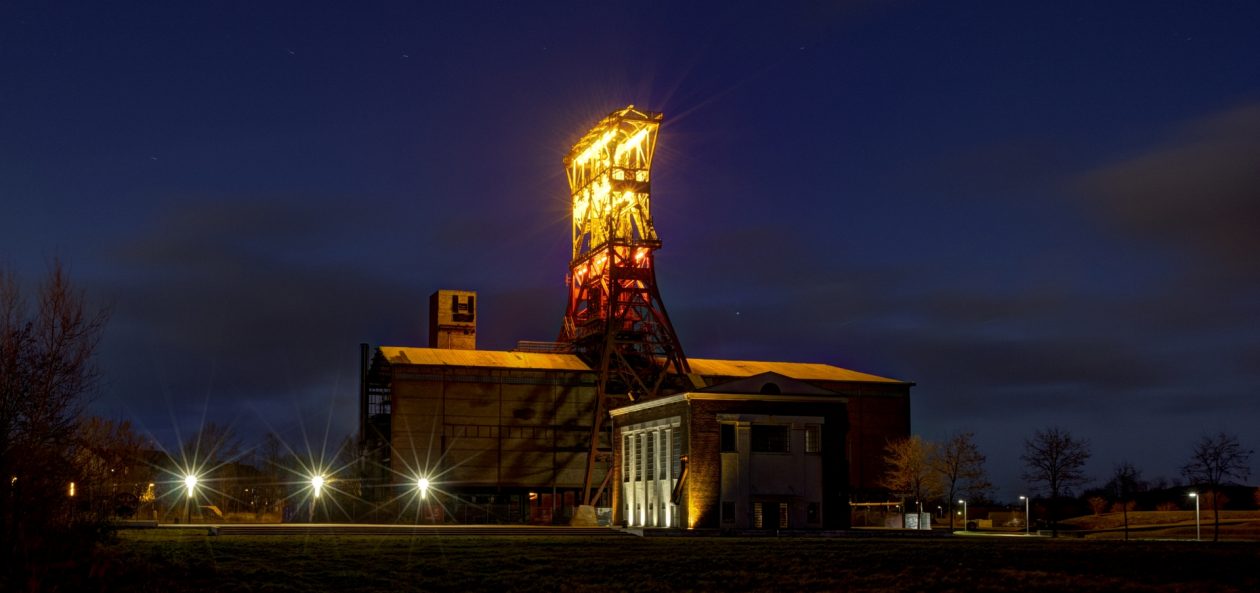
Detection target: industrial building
<box><xmin>358</xmin><ymin>106</ymin><xmax>912</xmax><ymax>528</ymax></box>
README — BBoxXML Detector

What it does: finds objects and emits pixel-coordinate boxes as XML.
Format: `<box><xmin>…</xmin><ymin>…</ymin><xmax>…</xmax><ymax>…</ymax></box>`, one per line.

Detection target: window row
<box><xmin>622</xmin><ymin>427</ymin><xmax>682</xmax><ymax>482</ymax></box>
<box><xmin>442</xmin><ymin>424</ymin><xmax>554</xmax><ymax>440</ymax></box>
<box><xmin>720</xmin><ymin>423</ymin><xmax>821</xmax><ymax>453</ymax></box>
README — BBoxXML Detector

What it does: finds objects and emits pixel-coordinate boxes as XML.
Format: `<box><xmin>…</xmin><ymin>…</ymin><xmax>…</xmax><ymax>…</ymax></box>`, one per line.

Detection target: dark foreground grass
<box><xmin>96</xmin><ymin>530</ymin><xmax>1260</xmax><ymax>593</ymax></box>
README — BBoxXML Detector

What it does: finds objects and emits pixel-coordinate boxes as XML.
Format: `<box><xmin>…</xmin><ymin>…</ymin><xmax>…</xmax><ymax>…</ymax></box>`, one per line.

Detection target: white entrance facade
<box><xmin>620</xmin><ymin>417</ymin><xmax>681</xmax><ymax>528</ymax></box>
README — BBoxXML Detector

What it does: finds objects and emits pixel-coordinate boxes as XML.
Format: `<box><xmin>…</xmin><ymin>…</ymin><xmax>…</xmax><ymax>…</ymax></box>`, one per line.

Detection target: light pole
<box><xmin>1019</xmin><ymin>495</ymin><xmax>1030</xmax><ymax>535</ymax></box>
<box><xmin>309</xmin><ymin>475</ymin><xmax>325</xmax><ymax>523</ymax></box>
<box><xmin>959</xmin><ymin>499</ymin><xmax>968</xmax><ymax>532</ymax></box>
<box><xmin>183</xmin><ymin>474</ymin><xmax>197</xmax><ymax>524</ymax></box>
<box><xmin>416</xmin><ymin>477</ymin><xmax>431</xmax><ymax>524</ymax></box>
<box><xmin>1189</xmin><ymin>492</ymin><xmax>1200</xmax><ymax>541</ymax></box>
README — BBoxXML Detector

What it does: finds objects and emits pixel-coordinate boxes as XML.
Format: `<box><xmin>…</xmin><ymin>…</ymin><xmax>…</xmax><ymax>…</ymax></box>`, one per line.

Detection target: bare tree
<box><xmin>930</xmin><ymin>431</ymin><xmax>991</xmax><ymax>530</ymax></box>
<box><xmin>256</xmin><ymin>432</ymin><xmax>289</xmax><ymax>518</ymax></box>
<box><xmin>0</xmin><ymin>262</ymin><xmax>108</xmax><ymax>585</ymax></box>
<box><xmin>1106</xmin><ymin>461</ymin><xmax>1143</xmax><ymax>541</ymax></box>
<box><xmin>879</xmin><ymin>435</ymin><xmax>942</xmax><ymax>516</ymax></box>
<box><xmin>75</xmin><ymin>417</ymin><xmax>152</xmax><ymax>519</ymax></box>
<box><xmin>1181</xmin><ymin>432</ymin><xmax>1253</xmax><ymax>541</ymax></box>
<box><xmin>1021</xmin><ymin>427</ymin><xmax>1091</xmax><ymax>537</ymax></box>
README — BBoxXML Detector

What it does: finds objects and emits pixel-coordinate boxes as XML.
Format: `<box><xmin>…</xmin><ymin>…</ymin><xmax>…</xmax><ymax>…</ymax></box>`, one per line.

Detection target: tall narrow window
<box><xmin>721</xmin><ymin>501</ymin><xmax>735</xmax><ymax>524</ymax></box>
<box><xmin>671</xmin><ymin>427</ymin><xmax>682</xmax><ymax>475</ymax></box>
<box><xmin>659</xmin><ymin>430</ymin><xmax>668</xmax><ymax>480</ymax></box>
<box><xmin>645</xmin><ymin>430</ymin><xmax>655</xmax><ymax>478</ymax></box>
<box><xmin>623</xmin><ymin>434</ymin><xmax>631</xmax><ymax>482</ymax></box>
<box><xmin>720</xmin><ymin>424</ymin><xmax>736</xmax><ymax>452</ymax></box>
<box><xmin>753</xmin><ymin>502</ymin><xmax>764</xmax><ymax>529</ymax></box>
<box><xmin>805</xmin><ymin>425</ymin><xmax>821</xmax><ymax>453</ymax></box>
<box><xmin>633</xmin><ymin>433</ymin><xmax>642</xmax><ymax>481</ymax></box>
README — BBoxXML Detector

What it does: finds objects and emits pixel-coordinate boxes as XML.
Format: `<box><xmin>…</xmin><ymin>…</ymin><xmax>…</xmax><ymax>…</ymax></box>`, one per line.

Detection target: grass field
<box><xmin>1063</xmin><ymin>510</ymin><xmax>1260</xmax><ymax>540</ymax></box>
<box><xmin>84</xmin><ymin>529</ymin><xmax>1260</xmax><ymax>593</ymax></box>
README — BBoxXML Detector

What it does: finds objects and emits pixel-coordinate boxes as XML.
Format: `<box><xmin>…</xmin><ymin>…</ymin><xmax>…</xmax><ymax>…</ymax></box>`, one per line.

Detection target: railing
<box><xmin>513</xmin><ymin>341</ymin><xmax>574</xmax><ymax>354</ymax></box>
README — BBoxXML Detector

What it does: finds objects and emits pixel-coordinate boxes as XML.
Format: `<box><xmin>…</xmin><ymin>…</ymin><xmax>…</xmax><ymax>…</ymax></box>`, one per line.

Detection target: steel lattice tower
<box><xmin>561</xmin><ymin>106</ymin><xmax>693</xmax><ymax>505</ymax></box>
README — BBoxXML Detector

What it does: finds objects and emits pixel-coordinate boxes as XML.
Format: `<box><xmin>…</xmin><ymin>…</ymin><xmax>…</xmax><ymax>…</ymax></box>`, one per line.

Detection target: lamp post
<box><xmin>1019</xmin><ymin>495</ymin><xmax>1030</xmax><ymax>535</ymax></box>
<box><xmin>1189</xmin><ymin>492</ymin><xmax>1200</xmax><ymax>541</ymax></box>
<box><xmin>959</xmin><ymin>499</ymin><xmax>968</xmax><ymax>532</ymax></box>
<box><xmin>416</xmin><ymin>477</ymin><xmax>431</xmax><ymax>524</ymax></box>
<box><xmin>183</xmin><ymin>474</ymin><xmax>197</xmax><ymax>524</ymax></box>
<box><xmin>309</xmin><ymin>475</ymin><xmax>325</xmax><ymax>523</ymax></box>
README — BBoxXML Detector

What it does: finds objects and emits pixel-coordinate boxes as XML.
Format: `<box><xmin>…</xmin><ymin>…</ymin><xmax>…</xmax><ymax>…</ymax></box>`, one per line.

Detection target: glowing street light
<box><xmin>307</xmin><ymin>474</ymin><xmax>327</xmax><ymax>523</ymax></box>
<box><xmin>1019</xmin><ymin>495</ymin><xmax>1030</xmax><ymax>535</ymax></box>
<box><xmin>183</xmin><ymin>474</ymin><xmax>199</xmax><ymax>524</ymax></box>
<box><xmin>417</xmin><ymin>477</ymin><xmax>430</xmax><ymax>500</ymax></box>
<box><xmin>959</xmin><ymin>499</ymin><xmax>968</xmax><ymax>532</ymax></box>
<box><xmin>1189</xmin><ymin>492</ymin><xmax>1200</xmax><ymax>541</ymax></box>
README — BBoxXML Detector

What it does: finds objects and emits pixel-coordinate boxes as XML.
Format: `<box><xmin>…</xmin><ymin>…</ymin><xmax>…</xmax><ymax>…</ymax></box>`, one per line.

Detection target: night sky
<box><xmin>3</xmin><ymin>1</ymin><xmax>1258</xmax><ymax>498</ymax></box>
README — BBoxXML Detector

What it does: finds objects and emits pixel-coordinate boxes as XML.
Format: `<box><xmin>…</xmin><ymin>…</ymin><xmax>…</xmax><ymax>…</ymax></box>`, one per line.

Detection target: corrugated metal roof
<box><xmin>687</xmin><ymin>358</ymin><xmax>903</xmax><ymax>384</ymax></box>
<box><xmin>379</xmin><ymin>347</ymin><xmax>904</xmax><ymax>383</ymax></box>
<box><xmin>380</xmin><ymin>347</ymin><xmax>593</xmax><ymax>371</ymax></box>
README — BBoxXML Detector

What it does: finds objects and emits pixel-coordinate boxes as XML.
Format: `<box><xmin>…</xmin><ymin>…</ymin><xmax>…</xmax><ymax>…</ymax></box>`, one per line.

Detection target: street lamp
<box><xmin>417</xmin><ymin>477</ymin><xmax>430</xmax><ymax>500</ymax></box>
<box><xmin>1019</xmin><ymin>495</ymin><xmax>1030</xmax><ymax>535</ymax></box>
<box><xmin>183</xmin><ymin>474</ymin><xmax>198</xmax><ymax>524</ymax></box>
<box><xmin>309</xmin><ymin>474</ymin><xmax>326</xmax><ymax>523</ymax></box>
<box><xmin>959</xmin><ymin>499</ymin><xmax>968</xmax><ymax>532</ymax></box>
<box><xmin>1189</xmin><ymin>492</ymin><xmax>1200</xmax><ymax>541</ymax></box>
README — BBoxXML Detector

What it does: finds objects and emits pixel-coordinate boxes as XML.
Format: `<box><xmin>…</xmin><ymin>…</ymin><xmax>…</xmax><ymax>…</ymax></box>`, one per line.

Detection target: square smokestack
<box><xmin>428</xmin><ymin>289</ymin><xmax>476</xmax><ymax>349</ymax></box>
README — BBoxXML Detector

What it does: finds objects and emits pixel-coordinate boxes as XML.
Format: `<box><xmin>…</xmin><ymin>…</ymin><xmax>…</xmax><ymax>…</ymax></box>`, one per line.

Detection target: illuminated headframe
<box><xmin>561</xmin><ymin>106</ymin><xmax>691</xmax><ymax>505</ymax></box>
<box><xmin>564</xmin><ymin>105</ymin><xmax>662</xmax><ymax>259</ymax></box>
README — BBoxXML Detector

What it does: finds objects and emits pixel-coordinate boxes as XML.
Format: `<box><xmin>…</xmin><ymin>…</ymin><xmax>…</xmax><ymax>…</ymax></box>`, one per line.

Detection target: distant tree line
<box><xmin>882</xmin><ymin>425</ymin><xmax>1254</xmax><ymax>541</ymax></box>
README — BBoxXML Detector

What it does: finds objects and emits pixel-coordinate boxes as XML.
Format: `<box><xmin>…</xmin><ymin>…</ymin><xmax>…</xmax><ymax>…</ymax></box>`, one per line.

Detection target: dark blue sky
<box><xmin>3</xmin><ymin>1</ymin><xmax>1258</xmax><ymax>497</ymax></box>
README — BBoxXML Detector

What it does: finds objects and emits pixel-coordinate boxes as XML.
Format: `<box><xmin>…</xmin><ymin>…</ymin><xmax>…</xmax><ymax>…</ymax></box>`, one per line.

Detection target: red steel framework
<box><xmin>559</xmin><ymin>106</ymin><xmax>693</xmax><ymax>505</ymax></box>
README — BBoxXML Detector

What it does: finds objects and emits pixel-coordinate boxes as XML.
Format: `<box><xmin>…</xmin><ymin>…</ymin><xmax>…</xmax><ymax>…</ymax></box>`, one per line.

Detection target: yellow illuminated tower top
<box><xmin>564</xmin><ymin>105</ymin><xmax>663</xmax><ymax>259</ymax></box>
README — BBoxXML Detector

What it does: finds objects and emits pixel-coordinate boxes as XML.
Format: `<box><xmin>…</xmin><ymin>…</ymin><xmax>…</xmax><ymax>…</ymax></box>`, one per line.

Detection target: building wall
<box><xmin>611</xmin><ymin>400</ymin><xmax>690</xmax><ymax>527</ymax></box>
<box><xmin>389</xmin><ymin>365</ymin><xmax>602</xmax><ymax>495</ymax></box>
<box><xmin>611</xmin><ymin>396</ymin><xmax>851</xmax><ymax>530</ymax></box>
<box><xmin>427</xmin><ymin>290</ymin><xmax>476</xmax><ymax>350</ymax></box>
<box><xmin>809</xmin><ymin>381</ymin><xmax>909</xmax><ymax>497</ymax></box>
<box><xmin>618</xmin><ymin>416</ymin><xmax>684</xmax><ymax>528</ymax></box>
<box><xmin>378</xmin><ymin>359</ymin><xmax>906</xmax><ymax>525</ymax></box>
<box><xmin>687</xmin><ymin>399</ymin><xmax>849</xmax><ymax>530</ymax></box>
<box><xmin>689</xmin><ymin>376</ymin><xmax>908</xmax><ymax>496</ymax></box>
<box><xmin>719</xmin><ymin>413</ymin><xmax>825</xmax><ymax>529</ymax></box>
